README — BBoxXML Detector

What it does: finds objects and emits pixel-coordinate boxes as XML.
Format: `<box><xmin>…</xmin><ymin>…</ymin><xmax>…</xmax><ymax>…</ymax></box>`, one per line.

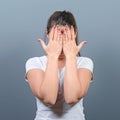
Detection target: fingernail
<box><xmin>38</xmin><ymin>39</ymin><xmax>41</xmax><ymax>42</ymax></box>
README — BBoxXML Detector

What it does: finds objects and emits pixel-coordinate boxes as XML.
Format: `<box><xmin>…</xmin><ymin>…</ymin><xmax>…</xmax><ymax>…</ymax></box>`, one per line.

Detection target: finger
<box><xmin>71</xmin><ymin>26</ymin><xmax>75</xmax><ymax>41</ymax></box>
<box><xmin>49</xmin><ymin>25</ymin><xmax>55</xmax><ymax>41</ymax></box>
<box><xmin>78</xmin><ymin>40</ymin><xmax>87</xmax><ymax>50</ymax></box>
<box><xmin>53</xmin><ymin>25</ymin><xmax>58</xmax><ymax>41</ymax></box>
<box><xmin>38</xmin><ymin>39</ymin><xmax>47</xmax><ymax>50</ymax></box>
<box><xmin>58</xmin><ymin>31</ymin><xmax>62</xmax><ymax>42</ymax></box>
<box><xmin>59</xmin><ymin>34</ymin><xmax>63</xmax><ymax>45</ymax></box>
<box><xmin>66</xmin><ymin>26</ymin><xmax>71</xmax><ymax>41</ymax></box>
<box><xmin>63</xmin><ymin>30</ymin><xmax>67</xmax><ymax>44</ymax></box>
<box><xmin>57</xmin><ymin>27</ymin><xmax>62</xmax><ymax>42</ymax></box>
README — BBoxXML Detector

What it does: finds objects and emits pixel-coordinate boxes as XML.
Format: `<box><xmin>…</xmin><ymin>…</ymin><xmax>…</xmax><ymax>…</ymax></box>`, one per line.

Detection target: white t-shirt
<box><xmin>25</xmin><ymin>55</ymin><xmax>94</xmax><ymax>120</ymax></box>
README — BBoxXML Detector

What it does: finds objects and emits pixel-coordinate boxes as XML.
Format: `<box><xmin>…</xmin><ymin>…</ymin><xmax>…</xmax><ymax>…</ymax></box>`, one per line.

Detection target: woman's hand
<box><xmin>62</xmin><ymin>26</ymin><xmax>87</xmax><ymax>58</ymax></box>
<box><xmin>38</xmin><ymin>26</ymin><xmax>63</xmax><ymax>59</ymax></box>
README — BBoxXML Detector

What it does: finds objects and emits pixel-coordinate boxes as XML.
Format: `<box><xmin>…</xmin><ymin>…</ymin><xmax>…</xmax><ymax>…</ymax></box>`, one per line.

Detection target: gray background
<box><xmin>0</xmin><ymin>0</ymin><xmax>120</xmax><ymax>120</ymax></box>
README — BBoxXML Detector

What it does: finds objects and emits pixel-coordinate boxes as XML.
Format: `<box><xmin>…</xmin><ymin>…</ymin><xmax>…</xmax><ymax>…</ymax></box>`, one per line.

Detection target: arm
<box><xmin>63</xmin><ymin>56</ymin><xmax>92</xmax><ymax>104</ymax></box>
<box><xmin>62</xmin><ymin>26</ymin><xmax>92</xmax><ymax>104</ymax></box>
<box><xmin>26</xmin><ymin>26</ymin><xmax>62</xmax><ymax>105</ymax></box>
<box><xmin>40</xmin><ymin>55</ymin><xmax>59</xmax><ymax>104</ymax></box>
<box><xmin>26</xmin><ymin>56</ymin><xmax>59</xmax><ymax>105</ymax></box>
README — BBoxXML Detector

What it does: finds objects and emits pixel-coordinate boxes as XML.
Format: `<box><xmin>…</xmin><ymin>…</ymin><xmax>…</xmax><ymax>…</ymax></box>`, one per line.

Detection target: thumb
<box><xmin>78</xmin><ymin>40</ymin><xmax>87</xmax><ymax>51</ymax></box>
<box><xmin>38</xmin><ymin>39</ymin><xmax>47</xmax><ymax>50</ymax></box>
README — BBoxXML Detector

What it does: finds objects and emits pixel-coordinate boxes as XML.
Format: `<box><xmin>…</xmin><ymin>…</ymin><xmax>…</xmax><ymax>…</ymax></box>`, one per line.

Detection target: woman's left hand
<box><xmin>62</xmin><ymin>26</ymin><xmax>87</xmax><ymax>58</ymax></box>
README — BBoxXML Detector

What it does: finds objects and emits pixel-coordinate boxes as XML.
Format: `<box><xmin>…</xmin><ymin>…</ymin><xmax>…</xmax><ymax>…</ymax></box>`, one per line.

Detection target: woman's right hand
<box><xmin>38</xmin><ymin>25</ymin><xmax>63</xmax><ymax>59</ymax></box>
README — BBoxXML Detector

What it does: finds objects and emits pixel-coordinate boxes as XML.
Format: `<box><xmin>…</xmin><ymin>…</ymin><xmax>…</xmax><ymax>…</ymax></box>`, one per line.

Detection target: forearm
<box><xmin>40</xmin><ymin>56</ymin><xmax>59</xmax><ymax>105</ymax></box>
<box><xmin>64</xmin><ymin>56</ymin><xmax>82</xmax><ymax>104</ymax></box>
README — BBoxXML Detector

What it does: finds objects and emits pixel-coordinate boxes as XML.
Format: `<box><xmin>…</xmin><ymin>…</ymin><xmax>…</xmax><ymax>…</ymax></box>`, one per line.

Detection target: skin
<box><xmin>26</xmin><ymin>25</ymin><xmax>92</xmax><ymax>105</ymax></box>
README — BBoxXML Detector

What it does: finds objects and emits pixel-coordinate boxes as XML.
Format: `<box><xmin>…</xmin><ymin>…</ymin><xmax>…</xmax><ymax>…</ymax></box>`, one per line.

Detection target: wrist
<box><xmin>66</xmin><ymin>54</ymin><xmax>76</xmax><ymax>60</ymax></box>
<box><xmin>47</xmin><ymin>54</ymin><xmax>59</xmax><ymax>59</ymax></box>
<box><xmin>47</xmin><ymin>55</ymin><xmax>58</xmax><ymax>69</ymax></box>
<box><xmin>65</xmin><ymin>55</ymin><xmax>77</xmax><ymax>68</ymax></box>
<box><xmin>47</xmin><ymin>55</ymin><xmax>58</xmax><ymax>61</ymax></box>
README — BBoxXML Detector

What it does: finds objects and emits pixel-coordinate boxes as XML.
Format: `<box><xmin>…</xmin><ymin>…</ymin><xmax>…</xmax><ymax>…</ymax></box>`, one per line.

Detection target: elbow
<box><xmin>39</xmin><ymin>90</ymin><xmax>57</xmax><ymax>106</ymax></box>
<box><xmin>36</xmin><ymin>93</ymin><xmax>57</xmax><ymax>106</ymax></box>
<box><xmin>43</xmin><ymin>98</ymin><xmax>56</xmax><ymax>106</ymax></box>
<box><xmin>65</xmin><ymin>95</ymin><xmax>79</xmax><ymax>105</ymax></box>
<box><xmin>39</xmin><ymin>93</ymin><xmax>57</xmax><ymax>106</ymax></box>
<box><xmin>65</xmin><ymin>93</ymin><xmax>85</xmax><ymax>105</ymax></box>
<box><xmin>37</xmin><ymin>95</ymin><xmax>56</xmax><ymax>106</ymax></box>
<box><xmin>65</xmin><ymin>96</ymin><xmax>84</xmax><ymax>105</ymax></box>
<box><xmin>66</xmin><ymin>98</ymin><xmax>79</xmax><ymax>105</ymax></box>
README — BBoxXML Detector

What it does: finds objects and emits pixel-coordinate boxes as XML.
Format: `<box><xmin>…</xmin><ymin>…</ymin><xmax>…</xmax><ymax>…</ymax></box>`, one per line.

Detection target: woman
<box><xmin>25</xmin><ymin>10</ymin><xmax>94</xmax><ymax>120</ymax></box>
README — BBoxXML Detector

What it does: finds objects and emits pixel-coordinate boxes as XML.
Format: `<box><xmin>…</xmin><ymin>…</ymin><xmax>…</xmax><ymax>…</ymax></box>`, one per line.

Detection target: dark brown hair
<box><xmin>46</xmin><ymin>10</ymin><xmax>80</xmax><ymax>56</ymax></box>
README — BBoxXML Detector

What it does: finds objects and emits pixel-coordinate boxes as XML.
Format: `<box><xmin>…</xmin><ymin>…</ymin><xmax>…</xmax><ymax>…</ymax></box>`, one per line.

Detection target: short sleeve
<box><xmin>77</xmin><ymin>57</ymin><xmax>94</xmax><ymax>73</ymax></box>
<box><xmin>25</xmin><ymin>57</ymin><xmax>43</xmax><ymax>82</ymax></box>
<box><xmin>77</xmin><ymin>57</ymin><xmax>94</xmax><ymax>81</ymax></box>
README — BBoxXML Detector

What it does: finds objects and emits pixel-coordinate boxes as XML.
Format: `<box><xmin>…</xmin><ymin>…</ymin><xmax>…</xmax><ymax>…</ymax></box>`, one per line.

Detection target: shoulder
<box><xmin>25</xmin><ymin>55</ymin><xmax>47</xmax><ymax>72</ymax></box>
<box><xmin>26</xmin><ymin>55</ymin><xmax>47</xmax><ymax>65</ymax></box>
<box><xmin>26</xmin><ymin>55</ymin><xmax>47</xmax><ymax>62</ymax></box>
<box><xmin>77</xmin><ymin>56</ymin><xmax>93</xmax><ymax>64</ymax></box>
<box><xmin>77</xmin><ymin>56</ymin><xmax>94</xmax><ymax>73</ymax></box>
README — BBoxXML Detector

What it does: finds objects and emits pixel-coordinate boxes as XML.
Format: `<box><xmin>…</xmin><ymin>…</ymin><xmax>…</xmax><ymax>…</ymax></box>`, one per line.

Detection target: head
<box><xmin>46</xmin><ymin>10</ymin><xmax>80</xmax><ymax>56</ymax></box>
